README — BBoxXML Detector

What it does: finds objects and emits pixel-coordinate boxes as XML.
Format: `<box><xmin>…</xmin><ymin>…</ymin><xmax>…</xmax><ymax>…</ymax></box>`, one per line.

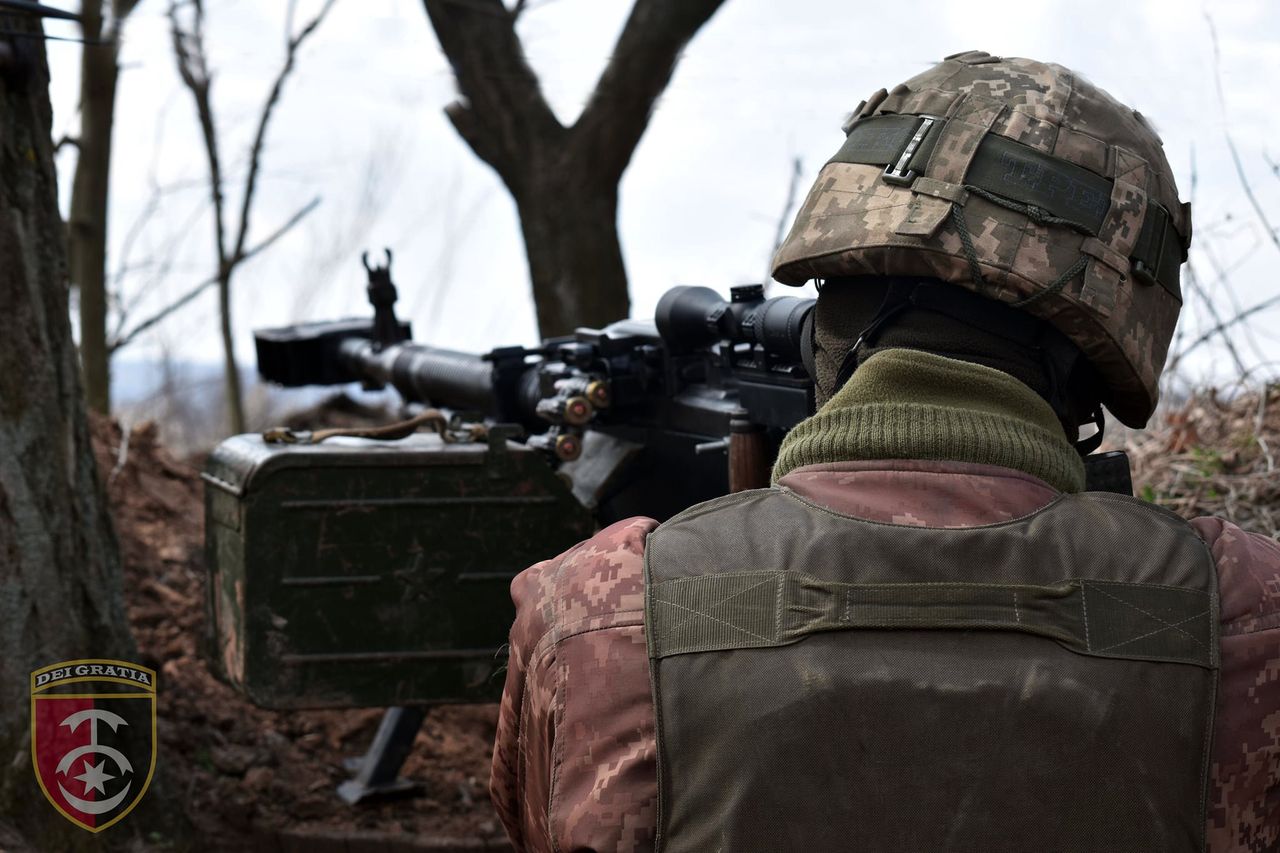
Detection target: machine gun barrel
<box><xmin>339</xmin><ymin>339</ymin><xmax>500</xmax><ymax>413</ymax></box>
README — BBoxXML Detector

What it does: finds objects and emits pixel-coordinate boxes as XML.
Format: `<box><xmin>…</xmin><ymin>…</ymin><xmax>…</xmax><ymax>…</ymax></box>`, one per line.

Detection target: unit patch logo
<box><xmin>30</xmin><ymin>659</ymin><xmax>157</xmax><ymax>832</ymax></box>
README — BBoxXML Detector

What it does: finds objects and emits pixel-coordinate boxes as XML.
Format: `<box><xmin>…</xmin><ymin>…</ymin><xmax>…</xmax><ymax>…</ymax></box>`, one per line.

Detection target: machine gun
<box><xmin>202</xmin><ymin>252</ymin><xmax>814</xmax><ymax>802</ymax></box>
<box><xmin>253</xmin><ymin>251</ymin><xmax>815</xmax><ymax>517</ymax></box>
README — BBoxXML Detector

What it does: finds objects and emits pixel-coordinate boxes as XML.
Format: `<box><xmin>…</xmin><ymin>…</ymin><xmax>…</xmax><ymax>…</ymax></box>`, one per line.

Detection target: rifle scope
<box><xmin>655</xmin><ymin>285</ymin><xmax>813</xmax><ymax>363</ymax></box>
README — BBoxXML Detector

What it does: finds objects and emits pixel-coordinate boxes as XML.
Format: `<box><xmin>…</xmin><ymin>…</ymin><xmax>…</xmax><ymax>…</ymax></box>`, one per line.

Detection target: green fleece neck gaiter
<box><xmin>773</xmin><ymin>348</ymin><xmax>1086</xmax><ymax>493</ymax></box>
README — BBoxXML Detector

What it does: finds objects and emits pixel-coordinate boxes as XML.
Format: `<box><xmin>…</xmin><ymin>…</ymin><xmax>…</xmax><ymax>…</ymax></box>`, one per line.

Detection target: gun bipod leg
<box><xmin>336</xmin><ymin>705</ymin><xmax>429</xmax><ymax>804</ymax></box>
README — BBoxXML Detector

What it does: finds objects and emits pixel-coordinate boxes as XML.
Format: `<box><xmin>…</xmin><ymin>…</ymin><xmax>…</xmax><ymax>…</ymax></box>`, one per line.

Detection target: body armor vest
<box><xmin>644</xmin><ymin>486</ymin><xmax>1219</xmax><ymax>852</ymax></box>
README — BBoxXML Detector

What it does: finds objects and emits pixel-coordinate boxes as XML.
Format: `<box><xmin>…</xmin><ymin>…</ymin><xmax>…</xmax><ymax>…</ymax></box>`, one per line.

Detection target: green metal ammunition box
<box><xmin>202</xmin><ymin>430</ymin><xmax>594</xmax><ymax>709</ymax></box>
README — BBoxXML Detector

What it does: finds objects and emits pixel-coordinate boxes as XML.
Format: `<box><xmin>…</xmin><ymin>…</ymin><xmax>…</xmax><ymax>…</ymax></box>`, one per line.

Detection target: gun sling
<box><xmin>829</xmin><ymin>113</ymin><xmax>1186</xmax><ymax>299</ymax></box>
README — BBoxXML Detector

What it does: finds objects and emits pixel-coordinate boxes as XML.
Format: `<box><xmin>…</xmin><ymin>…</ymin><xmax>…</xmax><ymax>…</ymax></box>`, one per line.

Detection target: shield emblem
<box><xmin>30</xmin><ymin>659</ymin><xmax>157</xmax><ymax>833</ymax></box>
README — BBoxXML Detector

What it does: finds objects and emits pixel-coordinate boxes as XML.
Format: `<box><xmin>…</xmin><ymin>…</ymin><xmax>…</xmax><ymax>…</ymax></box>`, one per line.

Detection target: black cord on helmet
<box><xmin>829</xmin><ymin>280</ymin><xmax>918</xmax><ymax>392</ymax></box>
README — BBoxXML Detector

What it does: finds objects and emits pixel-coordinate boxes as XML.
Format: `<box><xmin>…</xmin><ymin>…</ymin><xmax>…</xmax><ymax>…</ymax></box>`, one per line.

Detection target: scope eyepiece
<box><xmin>655</xmin><ymin>285</ymin><xmax>813</xmax><ymax>363</ymax></box>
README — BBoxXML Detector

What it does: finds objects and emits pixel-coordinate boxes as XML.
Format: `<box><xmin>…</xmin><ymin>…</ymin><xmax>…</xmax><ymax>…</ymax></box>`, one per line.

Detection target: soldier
<box><xmin>490</xmin><ymin>52</ymin><xmax>1280</xmax><ymax>852</ymax></box>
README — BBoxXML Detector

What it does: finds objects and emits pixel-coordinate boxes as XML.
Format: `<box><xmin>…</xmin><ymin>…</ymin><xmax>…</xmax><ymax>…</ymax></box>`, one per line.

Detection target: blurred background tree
<box><xmin>66</xmin><ymin>0</ymin><xmax>141</xmax><ymax>415</ymax></box>
<box><xmin>423</xmin><ymin>0</ymin><xmax>725</xmax><ymax>337</ymax></box>
<box><xmin>0</xmin><ymin>9</ymin><xmax>138</xmax><ymax>846</ymax></box>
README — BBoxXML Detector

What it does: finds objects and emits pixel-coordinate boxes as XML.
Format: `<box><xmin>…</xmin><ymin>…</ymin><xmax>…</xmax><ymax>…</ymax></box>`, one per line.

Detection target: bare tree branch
<box><xmin>1181</xmin><ymin>261</ymin><xmax>1248</xmax><ymax>378</ymax></box>
<box><xmin>105</xmin><ymin>0</ymin><xmax>142</xmax><ymax>42</ymax></box>
<box><xmin>767</xmin><ymin>156</ymin><xmax>803</xmax><ymax>284</ymax></box>
<box><xmin>1197</xmin><ymin>231</ymin><xmax>1269</xmax><ymax>367</ymax></box>
<box><xmin>570</xmin><ymin>0</ymin><xmax>724</xmax><ymax>183</ymax></box>
<box><xmin>111</xmin><ymin>196</ymin><xmax>321</xmax><ymax>353</ymax></box>
<box><xmin>111</xmin><ymin>196</ymin><xmax>209</xmax><ymax>341</ymax></box>
<box><xmin>168</xmin><ymin>0</ymin><xmax>336</xmax><ymax>432</ymax></box>
<box><xmin>1169</xmin><ymin>281</ymin><xmax>1280</xmax><ymax>371</ymax></box>
<box><xmin>230</xmin><ymin>0</ymin><xmax>336</xmax><ymax>262</ymax></box>
<box><xmin>1205</xmin><ymin>12</ymin><xmax>1280</xmax><ymax>256</ymax></box>
<box><xmin>423</xmin><ymin>0</ymin><xmax>563</xmax><ymax>191</ymax></box>
<box><xmin>111</xmin><ymin>97</ymin><xmax>175</xmax><ymax>298</ymax></box>
<box><xmin>169</xmin><ymin>0</ymin><xmax>227</xmax><ymax>263</ymax></box>
<box><xmin>1189</xmin><ymin>293</ymin><xmax>1280</xmax><ymax>355</ymax></box>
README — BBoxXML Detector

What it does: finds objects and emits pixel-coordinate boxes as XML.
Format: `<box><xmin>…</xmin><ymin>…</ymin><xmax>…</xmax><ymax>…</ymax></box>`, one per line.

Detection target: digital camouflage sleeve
<box><xmin>490</xmin><ymin>466</ymin><xmax>1280</xmax><ymax>853</ymax></box>
<box><xmin>1193</xmin><ymin>516</ymin><xmax>1280</xmax><ymax>851</ymax></box>
<box><xmin>490</xmin><ymin>516</ymin><xmax>658</xmax><ymax>853</ymax></box>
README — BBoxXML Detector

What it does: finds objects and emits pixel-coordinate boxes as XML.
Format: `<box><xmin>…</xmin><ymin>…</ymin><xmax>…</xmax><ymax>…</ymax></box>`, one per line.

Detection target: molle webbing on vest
<box><xmin>650</xmin><ymin>574</ymin><xmax>1215</xmax><ymax>668</ymax></box>
<box><xmin>645</xmin><ymin>488</ymin><xmax>1219</xmax><ymax>853</ymax></box>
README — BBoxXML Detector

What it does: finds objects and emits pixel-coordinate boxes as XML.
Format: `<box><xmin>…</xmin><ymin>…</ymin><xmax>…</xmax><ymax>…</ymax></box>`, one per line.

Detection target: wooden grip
<box><xmin>728</xmin><ymin>415</ymin><xmax>770</xmax><ymax>493</ymax></box>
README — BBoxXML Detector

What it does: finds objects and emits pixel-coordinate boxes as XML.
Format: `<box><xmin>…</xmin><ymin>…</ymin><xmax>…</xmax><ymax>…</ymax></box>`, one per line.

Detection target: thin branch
<box><xmin>108</xmin><ymin>420</ymin><xmax>132</xmax><ymax>484</ymax></box>
<box><xmin>112</xmin><ymin>196</ymin><xmax>210</xmax><ymax>340</ymax></box>
<box><xmin>767</xmin><ymin>156</ymin><xmax>803</xmax><ymax>283</ymax></box>
<box><xmin>112</xmin><ymin>97</ymin><xmax>175</xmax><ymax>296</ymax></box>
<box><xmin>569</xmin><ymin>0</ymin><xmax>725</xmax><ymax>183</ymax></box>
<box><xmin>169</xmin><ymin>0</ymin><xmax>227</xmax><ymax>264</ymax></box>
<box><xmin>285</xmin><ymin>0</ymin><xmax>297</xmax><ymax>48</ymax></box>
<box><xmin>110</xmin><ymin>196</ymin><xmax>321</xmax><ymax>352</ymax></box>
<box><xmin>1172</xmin><ymin>286</ymin><xmax>1280</xmax><ymax>367</ymax></box>
<box><xmin>1205</xmin><ymin>11</ymin><xmax>1280</xmax><ymax>255</ymax></box>
<box><xmin>1264</xmin><ymin>149</ymin><xmax>1279</xmax><ymax>181</ymax></box>
<box><xmin>1197</xmin><ymin>233</ymin><xmax>1269</xmax><ymax>367</ymax></box>
<box><xmin>105</xmin><ymin>0</ymin><xmax>142</xmax><ymax>42</ymax></box>
<box><xmin>111</xmin><ymin>189</ymin><xmax>165</xmax><ymax>289</ymax></box>
<box><xmin>423</xmin><ymin>0</ymin><xmax>563</xmax><ymax>190</ymax></box>
<box><xmin>508</xmin><ymin>0</ymin><xmax>556</xmax><ymax>20</ymax></box>
<box><xmin>230</xmin><ymin>0</ymin><xmax>337</xmax><ymax>262</ymax></box>
<box><xmin>1184</xmin><ymin>261</ymin><xmax>1248</xmax><ymax>377</ymax></box>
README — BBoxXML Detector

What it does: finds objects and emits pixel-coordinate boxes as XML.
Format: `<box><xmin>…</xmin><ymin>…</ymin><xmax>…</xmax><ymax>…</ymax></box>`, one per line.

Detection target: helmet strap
<box><xmin>829</xmin><ymin>280</ymin><xmax>921</xmax><ymax>393</ymax></box>
<box><xmin>1074</xmin><ymin>406</ymin><xmax>1107</xmax><ymax>456</ymax></box>
<box><xmin>818</xmin><ymin>277</ymin><xmax>1104</xmax><ymax>444</ymax></box>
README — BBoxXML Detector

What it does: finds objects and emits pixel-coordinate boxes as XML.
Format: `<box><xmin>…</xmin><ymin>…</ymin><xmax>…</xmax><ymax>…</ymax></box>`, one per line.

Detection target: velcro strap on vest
<box><xmin>831</xmin><ymin>114</ymin><xmax>1186</xmax><ymax>299</ymax></box>
<box><xmin>649</xmin><ymin>571</ymin><xmax>1215</xmax><ymax>668</ymax></box>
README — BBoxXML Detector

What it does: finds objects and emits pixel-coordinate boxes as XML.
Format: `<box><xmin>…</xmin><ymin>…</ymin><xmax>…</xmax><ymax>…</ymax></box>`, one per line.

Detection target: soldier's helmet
<box><xmin>772</xmin><ymin>50</ymin><xmax>1190</xmax><ymax>427</ymax></box>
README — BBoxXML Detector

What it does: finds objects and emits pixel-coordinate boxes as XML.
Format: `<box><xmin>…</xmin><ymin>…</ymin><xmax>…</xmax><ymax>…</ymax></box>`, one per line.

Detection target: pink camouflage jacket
<box><xmin>490</xmin><ymin>460</ymin><xmax>1280</xmax><ymax>852</ymax></box>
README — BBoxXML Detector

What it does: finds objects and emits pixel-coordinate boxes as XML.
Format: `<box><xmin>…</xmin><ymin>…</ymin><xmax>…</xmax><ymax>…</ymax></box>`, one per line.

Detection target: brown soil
<box><xmin>89</xmin><ymin>416</ymin><xmax>509</xmax><ymax>851</ymax></box>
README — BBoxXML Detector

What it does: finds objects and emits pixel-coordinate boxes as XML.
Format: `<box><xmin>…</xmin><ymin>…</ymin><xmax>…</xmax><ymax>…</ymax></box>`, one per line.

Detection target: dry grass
<box><xmin>1123</xmin><ymin>384</ymin><xmax>1280</xmax><ymax>538</ymax></box>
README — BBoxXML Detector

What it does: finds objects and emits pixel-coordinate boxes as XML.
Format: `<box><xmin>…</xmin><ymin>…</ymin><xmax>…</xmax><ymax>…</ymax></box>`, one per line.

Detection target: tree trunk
<box><xmin>218</xmin><ymin>267</ymin><xmax>246</xmax><ymax>433</ymax></box>
<box><xmin>517</xmin><ymin>181</ymin><xmax>630</xmax><ymax>336</ymax></box>
<box><xmin>68</xmin><ymin>0</ymin><xmax>119</xmax><ymax>415</ymax></box>
<box><xmin>0</xmin><ymin>17</ymin><xmax>136</xmax><ymax>846</ymax></box>
<box><xmin>423</xmin><ymin>0</ymin><xmax>724</xmax><ymax>339</ymax></box>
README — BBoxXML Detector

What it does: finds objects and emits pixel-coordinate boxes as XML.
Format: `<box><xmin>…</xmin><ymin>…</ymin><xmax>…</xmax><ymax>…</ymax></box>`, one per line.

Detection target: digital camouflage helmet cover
<box><xmin>772</xmin><ymin>50</ymin><xmax>1191</xmax><ymax>427</ymax></box>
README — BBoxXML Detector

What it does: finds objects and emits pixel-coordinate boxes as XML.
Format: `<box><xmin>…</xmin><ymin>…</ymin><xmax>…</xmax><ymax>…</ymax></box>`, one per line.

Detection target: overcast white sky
<box><xmin>41</xmin><ymin>0</ymin><xmax>1280</xmax><ymax>400</ymax></box>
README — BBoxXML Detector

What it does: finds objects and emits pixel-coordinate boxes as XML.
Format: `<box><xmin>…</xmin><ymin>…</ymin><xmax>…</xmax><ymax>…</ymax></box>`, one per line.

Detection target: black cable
<box><xmin>0</xmin><ymin>0</ymin><xmax>79</xmax><ymax>22</ymax></box>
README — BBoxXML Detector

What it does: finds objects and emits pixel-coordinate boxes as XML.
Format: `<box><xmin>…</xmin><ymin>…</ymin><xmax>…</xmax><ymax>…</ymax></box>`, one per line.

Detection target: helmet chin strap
<box><xmin>825</xmin><ymin>280</ymin><xmax>920</xmax><ymax>395</ymax></box>
<box><xmin>811</xmin><ymin>277</ymin><xmax>1107</xmax><ymax>453</ymax></box>
<box><xmin>1074</xmin><ymin>406</ymin><xmax>1107</xmax><ymax>456</ymax></box>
